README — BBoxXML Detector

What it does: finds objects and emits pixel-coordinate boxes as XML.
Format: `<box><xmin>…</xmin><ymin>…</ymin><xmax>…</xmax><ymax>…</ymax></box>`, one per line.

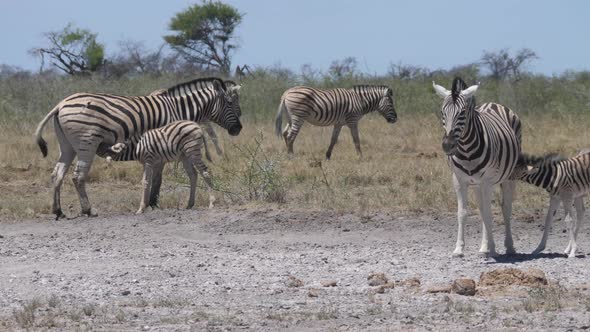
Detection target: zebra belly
<box><xmin>304</xmin><ymin>116</ymin><xmax>345</xmax><ymax>127</ymax></box>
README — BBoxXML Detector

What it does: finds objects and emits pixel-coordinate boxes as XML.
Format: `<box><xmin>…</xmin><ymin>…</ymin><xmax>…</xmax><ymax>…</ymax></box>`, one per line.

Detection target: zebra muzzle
<box><xmin>442</xmin><ymin>136</ymin><xmax>457</xmax><ymax>156</ymax></box>
<box><xmin>228</xmin><ymin>124</ymin><xmax>242</xmax><ymax>136</ymax></box>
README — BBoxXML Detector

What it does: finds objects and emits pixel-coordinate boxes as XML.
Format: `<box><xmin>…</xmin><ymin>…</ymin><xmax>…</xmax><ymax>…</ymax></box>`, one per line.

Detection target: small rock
<box><xmin>452</xmin><ymin>278</ymin><xmax>476</xmax><ymax>296</ymax></box>
<box><xmin>308</xmin><ymin>288</ymin><xmax>320</xmax><ymax>297</ymax></box>
<box><xmin>426</xmin><ymin>284</ymin><xmax>452</xmax><ymax>294</ymax></box>
<box><xmin>368</xmin><ymin>273</ymin><xmax>388</xmax><ymax>286</ymax></box>
<box><xmin>376</xmin><ymin>282</ymin><xmax>395</xmax><ymax>294</ymax></box>
<box><xmin>121</xmin><ymin>290</ymin><xmax>131</xmax><ymax>296</ymax></box>
<box><xmin>321</xmin><ymin>280</ymin><xmax>338</xmax><ymax>287</ymax></box>
<box><xmin>286</xmin><ymin>276</ymin><xmax>304</xmax><ymax>288</ymax></box>
<box><xmin>398</xmin><ymin>277</ymin><xmax>421</xmax><ymax>288</ymax></box>
<box><xmin>479</xmin><ymin>268</ymin><xmax>548</xmax><ymax>287</ymax></box>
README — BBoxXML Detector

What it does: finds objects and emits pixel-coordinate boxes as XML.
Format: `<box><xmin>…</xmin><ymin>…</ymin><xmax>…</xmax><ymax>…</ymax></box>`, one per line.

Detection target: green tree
<box><xmin>164</xmin><ymin>1</ymin><xmax>243</xmax><ymax>74</ymax></box>
<box><xmin>30</xmin><ymin>23</ymin><xmax>105</xmax><ymax>75</ymax></box>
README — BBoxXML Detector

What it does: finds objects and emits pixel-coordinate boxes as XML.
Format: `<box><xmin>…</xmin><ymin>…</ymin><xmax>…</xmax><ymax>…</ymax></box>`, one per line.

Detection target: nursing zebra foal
<box><xmin>512</xmin><ymin>151</ymin><xmax>590</xmax><ymax>257</ymax></box>
<box><xmin>34</xmin><ymin>77</ymin><xmax>242</xmax><ymax>220</ymax></box>
<box><xmin>109</xmin><ymin>120</ymin><xmax>215</xmax><ymax>214</ymax></box>
<box><xmin>275</xmin><ymin>85</ymin><xmax>397</xmax><ymax>159</ymax></box>
<box><xmin>433</xmin><ymin>77</ymin><xmax>522</xmax><ymax>257</ymax></box>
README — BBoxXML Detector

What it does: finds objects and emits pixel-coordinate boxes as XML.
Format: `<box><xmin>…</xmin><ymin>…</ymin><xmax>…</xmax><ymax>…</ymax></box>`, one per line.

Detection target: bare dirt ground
<box><xmin>2</xmin><ymin>207</ymin><xmax>590</xmax><ymax>331</ymax></box>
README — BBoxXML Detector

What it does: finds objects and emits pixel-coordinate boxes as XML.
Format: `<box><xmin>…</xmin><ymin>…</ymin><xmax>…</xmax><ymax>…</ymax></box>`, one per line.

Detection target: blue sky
<box><xmin>1</xmin><ymin>1</ymin><xmax>588</xmax><ymax>75</ymax></box>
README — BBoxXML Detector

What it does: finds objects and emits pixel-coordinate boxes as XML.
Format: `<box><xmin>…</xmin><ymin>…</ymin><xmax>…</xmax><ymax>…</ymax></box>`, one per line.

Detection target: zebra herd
<box><xmin>34</xmin><ymin>76</ymin><xmax>590</xmax><ymax>258</ymax></box>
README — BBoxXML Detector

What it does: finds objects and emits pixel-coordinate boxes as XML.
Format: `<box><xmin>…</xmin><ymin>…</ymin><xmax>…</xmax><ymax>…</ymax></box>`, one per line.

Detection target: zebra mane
<box><xmin>519</xmin><ymin>152</ymin><xmax>567</xmax><ymax>167</ymax></box>
<box><xmin>166</xmin><ymin>77</ymin><xmax>227</xmax><ymax>94</ymax></box>
<box><xmin>451</xmin><ymin>77</ymin><xmax>467</xmax><ymax>102</ymax></box>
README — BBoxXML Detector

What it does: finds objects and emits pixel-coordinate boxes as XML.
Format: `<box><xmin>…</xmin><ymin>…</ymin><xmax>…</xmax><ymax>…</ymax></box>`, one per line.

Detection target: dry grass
<box><xmin>2</xmin><ymin>110</ymin><xmax>590</xmax><ymax>219</ymax></box>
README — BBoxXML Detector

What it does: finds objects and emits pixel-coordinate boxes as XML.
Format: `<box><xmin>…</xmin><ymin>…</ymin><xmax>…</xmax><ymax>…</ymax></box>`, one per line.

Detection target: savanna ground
<box><xmin>1</xmin><ymin>72</ymin><xmax>590</xmax><ymax>330</ymax></box>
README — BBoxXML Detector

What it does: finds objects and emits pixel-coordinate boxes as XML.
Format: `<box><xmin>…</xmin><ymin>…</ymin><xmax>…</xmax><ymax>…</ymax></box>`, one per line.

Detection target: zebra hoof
<box><xmin>80</xmin><ymin>210</ymin><xmax>98</xmax><ymax>218</ymax></box>
<box><xmin>505</xmin><ymin>247</ymin><xmax>516</xmax><ymax>255</ymax></box>
<box><xmin>54</xmin><ymin>209</ymin><xmax>66</xmax><ymax>220</ymax></box>
<box><xmin>478</xmin><ymin>251</ymin><xmax>498</xmax><ymax>258</ymax></box>
<box><xmin>451</xmin><ymin>251</ymin><xmax>464</xmax><ymax>258</ymax></box>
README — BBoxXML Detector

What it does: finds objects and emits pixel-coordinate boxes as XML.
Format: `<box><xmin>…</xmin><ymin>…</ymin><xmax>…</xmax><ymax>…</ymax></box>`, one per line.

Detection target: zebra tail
<box><xmin>202</xmin><ymin>134</ymin><xmax>212</xmax><ymax>163</ymax></box>
<box><xmin>34</xmin><ymin>104</ymin><xmax>60</xmax><ymax>158</ymax></box>
<box><xmin>275</xmin><ymin>97</ymin><xmax>286</xmax><ymax>137</ymax></box>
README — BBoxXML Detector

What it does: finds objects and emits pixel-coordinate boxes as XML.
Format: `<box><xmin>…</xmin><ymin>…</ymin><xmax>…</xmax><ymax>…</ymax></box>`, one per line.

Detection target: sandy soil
<box><xmin>2</xmin><ymin>207</ymin><xmax>590</xmax><ymax>331</ymax></box>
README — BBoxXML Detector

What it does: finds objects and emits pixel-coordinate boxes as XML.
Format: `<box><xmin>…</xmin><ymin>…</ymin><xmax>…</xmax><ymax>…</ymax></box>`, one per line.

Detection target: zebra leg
<box><xmin>51</xmin><ymin>125</ymin><xmax>76</xmax><ymax>220</ymax></box>
<box><xmin>532</xmin><ymin>195</ymin><xmax>560</xmax><ymax>255</ymax></box>
<box><xmin>476</xmin><ymin>184</ymin><xmax>497</xmax><ymax>257</ymax></box>
<box><xmin>500</xmin><ymin>180</ymin><xmax>516</xmax><ymax>255</ymax></box>
<box><xmin>348</xmin><ymin>123</ymin><xmax>363</xmax><ymax>159</ymax></box>
<box><xmin>325</xmin><ymin>125</ymin><xmax>342</xmax><ymax>160</ymax></box>
<box><xmin>452</xmin><ymin>173</ymin><xmax>469</xmax><ymax>257</ymax></box>
<box><xmin>137</xmin><ymin>163</ymin><xmax>154</xmax><ymax>214</ymax></box>
<box><xmin>181</xmin><ymin>158</ymin><xmax>198</xmax><ymax>209</ymax></box>
<box><xmin>193</xmin><ymin>157</ymin><xmax>215</xmax><ymax>209</ymax></box>
<box><xmin>203</xmin><ymin>122</ymin><xmax>223</xmax><ymax>156</ymax></box>
<box><xmin>286</xmin><ymin>118</ymin><xmax>304</xmax><ymax>156</ymax></box>
<box><xmin>563</xmin><ymin>196</ymin><xmax>580</xmax><ymax>258</ymax></box>
<box><xmin>148</xmin><ymin>163</ymin><xmax>165</xmax><ymax>208</ymax></box>
<box><xmin>71</xmin><ymin>149</ymin><xmax>98</xmax><ymax>217</ymax></box>
<box><xmin>282</xmin><ymin>124</ymin><xmax>290</xmax><ymax>148</ymax></box>
<box><xmin>568</xmin><ymin>196</ymin><xmax>585</xmax><ymax>257</ymax></box>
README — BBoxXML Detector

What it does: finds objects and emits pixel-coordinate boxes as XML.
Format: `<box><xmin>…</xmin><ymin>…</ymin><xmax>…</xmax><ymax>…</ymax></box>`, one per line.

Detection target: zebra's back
<box><xmin>550</xmin><ymin>154</ymin><xmax>590</xmax><ymax>195</ymax></box>
<box><xmin>136</xmin><ymin>121</ymin><xmax>205</xmax><ymax>164</ymax></box>
<box><xmin>282</xmin><ymin>86</ymin><xmax>360</xmax><ymax>126</ymax></box>
<box><xmin>58</xmin><ymin>92</ymin><xmax>176</xmax><ymax>148</ymax></box>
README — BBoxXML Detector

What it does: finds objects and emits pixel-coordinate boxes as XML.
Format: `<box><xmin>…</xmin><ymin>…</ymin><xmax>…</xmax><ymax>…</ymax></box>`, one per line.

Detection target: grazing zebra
<box><xmin>275</xmin><ymin>85</ymin><xmax>397</xmax><ymax>159</ymax></box>
<box><xmin>512</xmin><ymin>151</ymin><xmax>590</xmax><ymax>257</ymax></box>
<box><xmin>433</xmin><ymin>77</ymin><xmax>522</xmax><ymax>257</ymax></box>
<box><xmin>110</xmin><ymin>120</ymin><xmax>215</xmax><ymax>214</ymax></box>
<box><xmin>34</xmin><ymin>77</ymin><xmax>242</xmax><ymax>220</ymax></box>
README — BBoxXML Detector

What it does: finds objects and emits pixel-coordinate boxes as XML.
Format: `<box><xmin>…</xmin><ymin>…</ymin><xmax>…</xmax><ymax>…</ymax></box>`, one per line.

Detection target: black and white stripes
<box><xmin>433</xmin><ymin>77</ymin><xmax>522</xmax><ymax>257</ymax></box>
<box><xmin>132</xmin><ymin>120</ymin><xmax>215</xmax><ymax>214</ymax></box>
<box><xmin>34</xmin><ymin>77</ymin><xmax>241</xmax><ymax>219</ymax></box>
<box><xmin>512</xmin><ymin>151</ymin><xmax>590</xmax><ymax>257</ymax></box>
<box><xmin>275</xmin><ymin>85</ymin><xmax>397</xmax><ymax>159</ymax></box>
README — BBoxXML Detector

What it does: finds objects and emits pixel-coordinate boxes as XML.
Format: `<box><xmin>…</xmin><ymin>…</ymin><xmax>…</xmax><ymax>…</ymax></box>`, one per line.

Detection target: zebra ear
<box><xmin>461</xmin><ymin>85</ymin><xmax>479</xmax><ymax>98</ymax></box>
<box><xmin>432</xmin><ymin>81</ymin><xmax>450</xmax><ymax>98</ymax></box>
<box><xmin>230</xmin><ymin>85</ymin><xmax>242</xmax><ymax>93</ymax></box>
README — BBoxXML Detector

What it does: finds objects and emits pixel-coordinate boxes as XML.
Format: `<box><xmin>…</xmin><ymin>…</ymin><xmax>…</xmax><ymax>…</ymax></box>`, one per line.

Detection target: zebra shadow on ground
<box><xmin>486</xmin><ymin>252</ymin><xmax>586</xmax><ymax>264</ymax></box>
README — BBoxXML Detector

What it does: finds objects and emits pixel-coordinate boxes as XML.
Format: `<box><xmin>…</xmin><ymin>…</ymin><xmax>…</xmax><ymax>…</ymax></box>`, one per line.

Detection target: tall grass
<box><xmin>1</xmin><ymin>70</ymin><xmax>589</xmax><ymax>218</ymax></box>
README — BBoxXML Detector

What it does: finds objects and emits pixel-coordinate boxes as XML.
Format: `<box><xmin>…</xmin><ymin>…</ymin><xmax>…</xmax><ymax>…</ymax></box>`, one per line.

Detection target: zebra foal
<box><xmin>110</xmin><ymin>120</ymin><xmax>214</xmax><ymax>214</ymax></box>
<box><xmin>512</xmin><ymin>151</ymin><xmax>590</xmax><ymax>257</ymax></box>
<box><xmin>433</xmin><ymin>77</ymin><xmax>522</xmax><ymax>257</ymax></box>
<box><xmin>275</xmin><ymin>85</ymin><xmax>397</xmax><ymax>159</ymax></box>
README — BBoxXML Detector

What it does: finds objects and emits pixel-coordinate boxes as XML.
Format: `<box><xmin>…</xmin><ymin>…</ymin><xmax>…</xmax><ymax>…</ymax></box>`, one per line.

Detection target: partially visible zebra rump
<box><xmin>34</xmin><ymin>77</ymin><xmax>241</xmax><ymax>219</ymax></box>
<box><xmin>111</xmin><ymin>120</ymin><xmax>215</xmax><ymax>214</ymax></box>
<box><xmin>275</xmin><ymin>85</ymin><xmax>397</xmax><ymax>159</ymax></box>
<box><xmin>512</xmin><ymin>151</ymin><xmax>590</xmax><ymax>257</ymax></box>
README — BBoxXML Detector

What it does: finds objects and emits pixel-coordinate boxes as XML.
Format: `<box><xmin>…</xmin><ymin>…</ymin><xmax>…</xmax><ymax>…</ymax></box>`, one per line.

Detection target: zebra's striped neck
<box><xmin>169</xmin><ymin>88</ymin><xmax>220</xmax><ymax>123</ymax></box>
<box><xmin>454</xmin><ymin>98</ymin><xmax>482</xmax><ymax>159</ymax></box>
<box><xmin>351</xmin><ymin>86</ymin><xmax>387</xmax><ymax>114</ymax></box>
